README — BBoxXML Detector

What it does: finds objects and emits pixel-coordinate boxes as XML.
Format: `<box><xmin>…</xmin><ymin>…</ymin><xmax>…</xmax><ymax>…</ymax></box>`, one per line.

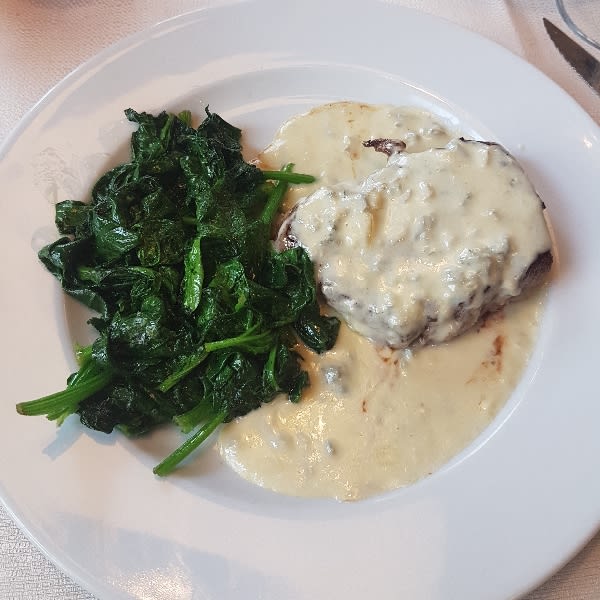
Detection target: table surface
<box><xmin>1</xmin><ymin>1</ymin><xmax>599</xmax><ymax>598</ymax></box>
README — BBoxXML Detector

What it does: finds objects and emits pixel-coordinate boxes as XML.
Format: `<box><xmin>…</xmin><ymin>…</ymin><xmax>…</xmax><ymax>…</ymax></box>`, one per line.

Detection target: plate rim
<box><xmin>1</xmin><ymin>2</ymin><xmax>600</xmax><ymax>599</ymax></box>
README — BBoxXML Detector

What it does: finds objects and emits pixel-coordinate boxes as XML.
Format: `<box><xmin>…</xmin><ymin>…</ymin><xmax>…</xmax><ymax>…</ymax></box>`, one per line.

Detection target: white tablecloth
<box><xmin>1</xmin><ymin>1</ymin><xmax>599</xmax><ymax>598</ymax></box>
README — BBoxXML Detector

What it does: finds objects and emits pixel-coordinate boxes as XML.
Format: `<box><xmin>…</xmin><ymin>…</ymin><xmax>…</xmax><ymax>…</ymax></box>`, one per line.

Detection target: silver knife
<box><xmin>543</xmin><ymin>17</ymin><xmax>600</xmax><ymax>94</ymax></box>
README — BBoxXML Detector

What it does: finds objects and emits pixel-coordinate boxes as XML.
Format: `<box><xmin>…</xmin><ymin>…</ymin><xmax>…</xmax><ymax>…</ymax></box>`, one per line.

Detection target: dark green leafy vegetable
<box><xmin>16</xmin><ymin>108</ymin><xmax>339</xmax><ymax>476</ymax></box>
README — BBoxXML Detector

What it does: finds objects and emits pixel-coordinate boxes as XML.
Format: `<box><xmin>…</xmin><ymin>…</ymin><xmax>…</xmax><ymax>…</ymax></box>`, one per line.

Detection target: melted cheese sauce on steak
<box><xmin>285</xmin><ymin>139</ymin><xmax>551</xmax><ymax>347</ymax></box>
<box><xmin>217</xmin><ymin>102</ymin><xmax>548</xmax><ymax>500</ymax></box>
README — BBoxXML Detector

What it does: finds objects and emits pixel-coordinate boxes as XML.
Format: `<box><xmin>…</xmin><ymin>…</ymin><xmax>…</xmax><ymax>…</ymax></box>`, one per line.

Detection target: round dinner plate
<box><xmin>1</xmin><ymin>1</ymin><xmax>599</xmax><ymax>599</ymax></box>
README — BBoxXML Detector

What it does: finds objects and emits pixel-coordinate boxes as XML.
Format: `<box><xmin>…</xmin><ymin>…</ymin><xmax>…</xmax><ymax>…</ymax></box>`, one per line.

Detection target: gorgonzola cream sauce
<box><xmin>217</xmin><ymin>102</ymin><xmax>547</xmax><ymax>501</ymax></box>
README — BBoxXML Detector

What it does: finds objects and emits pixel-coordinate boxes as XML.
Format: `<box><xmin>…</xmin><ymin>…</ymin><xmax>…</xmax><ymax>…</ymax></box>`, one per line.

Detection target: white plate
<box><xmin>1</xmin><ymin>1</ymin><xmax>599</xmax><ymax>599</ymax></box>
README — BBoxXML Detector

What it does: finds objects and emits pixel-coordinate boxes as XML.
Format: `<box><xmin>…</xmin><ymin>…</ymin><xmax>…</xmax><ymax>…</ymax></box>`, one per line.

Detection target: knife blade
<box><xmin>543</xmin><ymin>17</ymin><xmax>600</xmax><ymax>95</ymax></box>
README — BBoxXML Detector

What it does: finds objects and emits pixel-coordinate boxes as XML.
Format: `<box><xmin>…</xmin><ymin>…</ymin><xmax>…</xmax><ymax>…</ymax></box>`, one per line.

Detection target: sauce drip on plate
<box><xmin>218</xmin><ymin>102</ymin><xmax>547</xmax><ymax>501</ymax></box>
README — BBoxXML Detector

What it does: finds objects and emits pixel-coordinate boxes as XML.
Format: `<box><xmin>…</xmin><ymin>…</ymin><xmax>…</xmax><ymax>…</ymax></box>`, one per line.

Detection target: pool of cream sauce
<box><xmin>217</xmin><ymin>102</ymin><xmax>547</xmax><ymax>501</ymax></box>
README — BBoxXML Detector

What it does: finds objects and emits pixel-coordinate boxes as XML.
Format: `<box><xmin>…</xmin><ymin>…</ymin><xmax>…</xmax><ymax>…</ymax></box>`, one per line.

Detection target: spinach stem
<box><xmin>203</xmin><ymin>325</ymin><xmax>269</xmax><ymax>353</ymax></box>
<box><xmin>174</xmin><ymin>401</ymin><xmax>213</xmax><ymax>434</ymax></box>
<box><xmin>16</xmin><ymin>370</ymin><xmax>111</xmax><ymax>417</ymax></box>
<box><xmin>177</xmin><ymin>110</ymin><xmax>192</xmax><ymax>127</ymax></box>
<box><xmin>74</xmin><ymin>344</ymin><xmax>93</xmax><ymax>366</ymax></box>
<box><xmin>260</xmin><ymin>164</ymin><xmax>292</xmax><ymax>227</ymax></box>
<box><xmin>153</xmin><ymin>409</ymin><xmax>227</xmax><ymax>476</ymax></box>
<box><xmin>261</xmin><ymin>170</ymin><xmax>316</xmax><ymax>184</ymax></box>
<box><xmin>158</xmin><ymin>350</ymin><xmax>209</xmax><ymax>392</ymax></box>
<box><xmin>158</xmin><ymin>326</ymin><xmax>272</xmax><ymax>392</ymax></box>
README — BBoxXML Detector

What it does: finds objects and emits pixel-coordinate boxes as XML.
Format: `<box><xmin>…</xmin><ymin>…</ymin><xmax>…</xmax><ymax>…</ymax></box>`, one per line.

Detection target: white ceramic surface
<box><xmin>1</xmin><ymin>1</ymin><xmax>599</xmax><ymax>599</ymax></box>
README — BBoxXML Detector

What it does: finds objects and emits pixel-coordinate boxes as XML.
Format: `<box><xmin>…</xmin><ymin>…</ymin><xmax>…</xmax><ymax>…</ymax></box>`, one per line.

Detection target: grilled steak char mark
<box><xmin>362</xmin><ymin>138</ymin><xmax>407</xmax><ymax>156</ymax></box>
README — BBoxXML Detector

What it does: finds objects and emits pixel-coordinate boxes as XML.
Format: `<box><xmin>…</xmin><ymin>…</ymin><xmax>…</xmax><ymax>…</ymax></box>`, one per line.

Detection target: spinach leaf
<box><xmin>16</xmin><ymin>107</ymin><xmax>338</xmax><ymax>477</ymax></box>
<box><xmin>55</xmin><ymin>200</ymin><xmax>91</xmax><ymax>236</ymax></box>
<box><xmin>182</xmin><ymin>236</ymin><xmax>203</xmax><ymax>313</ymax></box>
